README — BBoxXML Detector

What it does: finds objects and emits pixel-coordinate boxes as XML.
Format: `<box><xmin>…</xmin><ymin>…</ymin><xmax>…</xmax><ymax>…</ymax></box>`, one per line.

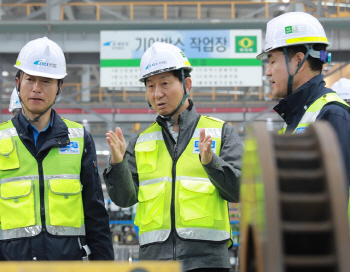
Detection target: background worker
<box><xmin>257</xmin><ymin>12</ymin><xmax>350</xmax><ymax>199</ymax></box>
<box><xmin>104</xmin><ymin>42</ymin><xmax>242</xmax><ymax>272</ymax></box>
<box><xmin>331</xmin><ymin>77</ymin><xmax>350</xmax><ymax>221</ymax></box>
<box><xmin>331</xmin><ymin>78</ymin><xmax>350</xmax><ymax>105</ymax></box>
<box><xmin>9</xmin><ymin>87</ymin><xmax>22</xmax><ymax>117</ymax></box>
<box><xmin>0</xmin><ymin>37</ymin><xmax>114</xmax><ymax>260</ymax></box>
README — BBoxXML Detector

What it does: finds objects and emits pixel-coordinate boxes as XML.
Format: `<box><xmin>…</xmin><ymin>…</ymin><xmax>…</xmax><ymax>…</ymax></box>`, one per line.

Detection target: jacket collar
<box><xmin>156</xmin><ymin>99</ymin><xmax>199</xmax><ymax>130</ymax></box>
<box><xmin>274</xmin><ymin>74</ymin><xmax>327</xmax><ymax>121</ymax></box>
<box><xmin>17</xmin><ymin>108</ymin><xmax>55</xmax><ymax>135</ymax></box>
<box><xmin>13</xmin><ymin>109</ymin><xmax>69</xmax><ymax>143</ymax></box>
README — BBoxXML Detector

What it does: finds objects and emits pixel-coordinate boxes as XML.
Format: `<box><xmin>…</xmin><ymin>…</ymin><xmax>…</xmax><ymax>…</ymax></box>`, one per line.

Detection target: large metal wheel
<box><xmin>239</xmin><ymin>121</ymin><xmax>350</xmax><ymax>272</ymax></box>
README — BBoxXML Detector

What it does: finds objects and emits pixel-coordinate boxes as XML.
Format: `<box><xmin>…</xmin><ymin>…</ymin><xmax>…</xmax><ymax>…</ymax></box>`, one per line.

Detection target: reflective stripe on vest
<box><xmin>0</xmin><ymin>119</ymin><xmax>85</xmax><ymax>240</ymax></box>
<box><xmin>279</xmin><ymin>93</ymin><xmax>350</xmax><ymax>134</ymax></box>
<box><xmin>134</xmin><ymin>116</ymin><xmax>232</xmax><ymax>246</ymax></box>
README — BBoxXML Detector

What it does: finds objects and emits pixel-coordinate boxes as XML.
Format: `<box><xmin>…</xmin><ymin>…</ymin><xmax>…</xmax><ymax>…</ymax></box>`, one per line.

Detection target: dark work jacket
<box><xmin>274</xmin><ymin>74</ymin><xmax>350</xmax><ymax>190</ymax></box>
<box><xmin>0</xmin><ymin>109</ymin><xmax>114</xmax><ymax>260</ymax></box>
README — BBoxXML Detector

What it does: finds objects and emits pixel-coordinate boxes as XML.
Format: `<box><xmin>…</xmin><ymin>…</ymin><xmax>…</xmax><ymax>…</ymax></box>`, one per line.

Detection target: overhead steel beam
<box><xmin>83</xmin><ymin>0</ymin><xmax>130</xmax><ymax>20</ymax></box>
<box><xmin>63</xmin><ymin>4</ymin><xmax>75</xmax><ymax>21</ymax></box>
<box><xmin>242</xmin><ymin>3</ymin><xmax>279</xmax><ymax>19</ymax></box>
<box><xmin>0</xmin><ymin>0</ymin><xmax>30</xmax><ymax>15</ymax></box>
<box><xmin>1</xmin><ymin>17</ymin><xmax>350</xmax><ymax>33</ymax></box>
<box><xmin>82</xmin><ymin>0</ymin><xmax>128</xmax><ymax>20</ymax></box>
<box><xmin>19</xmin><ymin>0</ymin><xmax>70</xmax><ymax>21</ymax></box>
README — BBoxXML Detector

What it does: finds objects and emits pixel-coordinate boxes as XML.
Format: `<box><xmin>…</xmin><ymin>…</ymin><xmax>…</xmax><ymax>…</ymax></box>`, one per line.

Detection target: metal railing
<box><xmin>0</xmin><ymin>1</ymin><xmax>349</xmax><ymax>21</ymax></box>
<box><xmin>60</xmin><ymin>84</ymin><xmax>266</xmax><ymax>103</ymax></box>
<box><xmin>2</xmin><ymin>82</ymin><xmax>266</xmax><ymax>104</ymax></box>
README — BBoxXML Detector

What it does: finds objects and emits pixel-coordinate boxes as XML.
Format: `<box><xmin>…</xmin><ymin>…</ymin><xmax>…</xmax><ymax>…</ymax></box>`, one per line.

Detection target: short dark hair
<box><xmin>278</xmin><ymin>44</ymin><xmax>327</xmax><ymax>73</ymax></box>
<box><xmin>172</xmin><ymin>69</ymin><xmax>191</xmax><ymax>82</ymax></box>
<box><xmin>144</xmin><ymin>68</ymin><xmax>191</xmax><ymax>86</ymax></box>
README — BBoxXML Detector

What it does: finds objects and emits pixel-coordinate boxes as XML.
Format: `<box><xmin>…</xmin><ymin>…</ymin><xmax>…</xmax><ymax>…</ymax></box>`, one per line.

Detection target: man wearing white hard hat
<box><xmin>0</xmin><ymin>37</ymin><xmax>113</xmax><ymax>260</ymax></box>
<box><xmin>104</xmin><ymin>42</ymin><xmax>242</xmax><ymax>271</ymax></box>
<box><xmin>9</xmin><ymin>88</ymin><xmax>22</xmax><ymax>116</ymax></box>
<box><xmin>258</xmin><ymin>12</ymin><xmax>350</xmax><ymax>198</ymax></box>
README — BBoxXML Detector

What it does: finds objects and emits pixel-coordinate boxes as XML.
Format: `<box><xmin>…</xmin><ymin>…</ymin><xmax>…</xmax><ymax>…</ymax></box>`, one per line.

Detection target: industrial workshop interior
<box><xmin>0</xmin><ymin>0</ymin><xmax>349</xmax><ymax>272</ymax></box>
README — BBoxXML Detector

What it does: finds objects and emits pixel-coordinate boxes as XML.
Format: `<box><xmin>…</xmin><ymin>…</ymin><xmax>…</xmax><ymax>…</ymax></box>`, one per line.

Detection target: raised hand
<box><xmin>106</xmin><ymin>127</ymin><xmax>127</xmax><ymax>164</ymax></box>
<box><xmin>199</xmin><ymin>128</ymin><xmax>213</xmax><ymax>165</ymax></box>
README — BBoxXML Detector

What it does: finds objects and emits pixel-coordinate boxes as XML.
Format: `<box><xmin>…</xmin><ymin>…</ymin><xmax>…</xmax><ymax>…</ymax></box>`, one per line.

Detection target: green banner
<box><xmin>101</xmin><ymin>58</ymin><xmax>262</xmax><ymax>67</ymax></box>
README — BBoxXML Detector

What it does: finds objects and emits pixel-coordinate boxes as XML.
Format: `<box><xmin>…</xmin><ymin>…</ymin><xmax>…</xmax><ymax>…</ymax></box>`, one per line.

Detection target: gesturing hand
<box><xmin>199</xmin><ymin>128</ymin><xmax>213</xmax><ymax>165</ymax></box>
<box><xmin>106</xmin><ymin>127</ymin><xmax>127</xmax><ymax>164</ymax></box>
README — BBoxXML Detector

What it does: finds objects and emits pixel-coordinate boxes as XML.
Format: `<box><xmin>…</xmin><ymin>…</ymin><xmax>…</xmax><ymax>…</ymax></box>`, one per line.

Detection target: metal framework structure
<box><xmin>0</xmin><ymin>0</ymin><xmax>349</xmax><ymax>142</ymax></box>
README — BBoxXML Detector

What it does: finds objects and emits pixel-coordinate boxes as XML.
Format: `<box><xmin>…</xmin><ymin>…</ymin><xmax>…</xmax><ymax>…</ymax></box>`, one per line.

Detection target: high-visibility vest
<box><xmin>0</xmin><ymin>118</ymin><xmax>85</xmax><ymax>240</ymax></box>
<box><xmin>278</xmin><ymin>92</ymin><xmax>350</xmax><ymax>224</ymax></box>
<box><xmin>134</xmin><ymin>116</ymin><xmax>232</xmax><ymax>247</ymax></box>
<box><xmin>279</xmin><ymin>92</ymin><xmax>349</xmax><ymax>134</ymax></box>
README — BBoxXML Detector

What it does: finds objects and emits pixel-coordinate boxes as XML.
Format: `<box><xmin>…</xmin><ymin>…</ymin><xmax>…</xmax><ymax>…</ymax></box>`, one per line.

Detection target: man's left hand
<box><xmin>199</xmin><ymin>128</ymin><xmax>213</xmax><ymax>165</ymax></box>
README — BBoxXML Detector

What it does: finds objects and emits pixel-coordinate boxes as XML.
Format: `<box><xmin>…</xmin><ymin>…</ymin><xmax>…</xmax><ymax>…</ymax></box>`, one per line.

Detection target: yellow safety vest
<box><xmin>279</xmin><ymin>93</ymin><xmax>349</xmax><ymax>134</ymax></box>
<box><xmin>134</xmin><ymin>116</ymin><xmax>232</xmax><ymax>247</ymax></box>
<box><xmin>278</xmin><ymin>92</ymin><xmax>350</xmax><ymax>224</ymax></box>
<box><xmin>0</xmin><ymin>118</ymin><xmax>85</xmax><ymax>240</ymax></box>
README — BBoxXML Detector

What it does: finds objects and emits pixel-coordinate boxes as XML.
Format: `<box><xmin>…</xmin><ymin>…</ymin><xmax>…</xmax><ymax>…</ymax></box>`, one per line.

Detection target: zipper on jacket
<box><xmin>38</xmin><ymin>158</ymin><xmax>46</xmax><ymax>260</ymax></box>
<box><xmin>171</xmin><ymin>116</ymin><xmax>181</xmax><ymax>261</ymax></box>
<box><xmin>38</xmin><ymin>159</ymin><xmax>46</xmax><ymax>232</ymax></box>
<box><xmin>171</xmin><ymin>142</ymin><xmax>178</xmax><ymax>260</ymax></box>
<box><xmin>160</xmin><ymin>117</ymin><xmax>181</xmax><ymax>260</ymax></box>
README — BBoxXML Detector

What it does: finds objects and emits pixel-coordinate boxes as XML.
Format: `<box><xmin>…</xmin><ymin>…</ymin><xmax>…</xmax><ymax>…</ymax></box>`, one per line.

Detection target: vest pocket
<box><xmin>178</xmin><ymin>180</ymin><xmax>219</xmax><ymax>227</ymax></box>
<box><xmin>135</xmin><ymin>141</ymin><xmax>158</xmax><ymax>173</ymax></box>
<box><xmin>0</xmin><ymin>137</ymin><xmax>20</xmax><ymax>170</ymax></box>
<box><xmin>135</xmin><ymin>182</ymin><xmax>166</xmax><ymax>231</ymax></box>
<box><xmin>48</xmin><ymin>179</ymin><xmax>82</xmax><ymax>228</ymax></box>
<box><xmin>0</xmin><ymin>180</ymin><xmax>35</xmax><ymax>230</ymax></box>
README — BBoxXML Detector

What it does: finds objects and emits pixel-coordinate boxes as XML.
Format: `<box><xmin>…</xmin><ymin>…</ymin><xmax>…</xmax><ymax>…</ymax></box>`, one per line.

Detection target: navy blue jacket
<box><xmin>274</xmin><ymin>74</ymin><xmax>350</xmax><ymax>189</ymax></box>
<box><xmin>0</xmin><ymin>109</ymin><xmax>114</xmax><ymax>260</ymax></box>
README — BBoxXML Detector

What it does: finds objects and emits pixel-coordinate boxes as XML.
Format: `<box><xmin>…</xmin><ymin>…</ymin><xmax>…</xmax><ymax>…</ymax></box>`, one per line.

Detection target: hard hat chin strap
<box><xmin>148</xmin><ymin>69</ymin><xmax>191</xmax><ymax>126</ymax></box>
<box><xmin>283</xmin><ymin>45</ymin><xmax>311</xmax><ymax>97</ymax></box>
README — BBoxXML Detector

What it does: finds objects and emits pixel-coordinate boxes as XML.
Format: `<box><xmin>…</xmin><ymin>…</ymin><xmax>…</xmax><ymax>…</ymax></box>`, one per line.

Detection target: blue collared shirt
<box><xmin>30</xmin><ymin>122</ymin><xmax>50</xmax><ymax>146</ymax></box>
<box><xmin>18</xmin><ymin>110</ymin><xmax>55</xmax><ymax>151</ymax></box>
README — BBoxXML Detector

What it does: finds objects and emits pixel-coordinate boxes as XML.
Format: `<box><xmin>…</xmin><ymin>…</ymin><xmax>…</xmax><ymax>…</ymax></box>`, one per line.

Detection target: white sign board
<box><xmin>100</xmin><ymin>30</ymin><xmax>262</xmax><ymax>87</ymax></box>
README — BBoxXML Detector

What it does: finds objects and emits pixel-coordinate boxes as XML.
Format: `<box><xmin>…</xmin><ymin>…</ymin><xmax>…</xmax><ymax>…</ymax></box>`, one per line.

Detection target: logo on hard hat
<box><xmin>285</xmin><ymin>25</ymin><xmax>306</xmax><ymax>34</ymax></box>
<box><xmin>236</xmin><ymin>36</ymin><xmax>257</xmax><ymax>53</ymax></box>
<box><xmin>33</xmin><ymin>60</ymin><xmax>57</xmax><ymax>68</ymax></box>
<box><xmin>145</xmin><ymin>61</ymin><xmax>168</xmax><ymax>70</ymax></box>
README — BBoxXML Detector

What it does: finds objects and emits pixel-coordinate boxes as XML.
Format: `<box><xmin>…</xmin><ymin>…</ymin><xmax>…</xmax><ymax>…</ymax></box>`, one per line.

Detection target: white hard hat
<box><xmin>9</xmin><ymin>88</ymin><xmax>22</xmax><ymax>113</ymax></box>
<box><xmin>257</xmin><ymin>12</ymin><xmax>329</xmax><ymax>60</ymax></box>
<box><xmin>331</xmin><ymin>78</ymin><xmax>350</xmax><ymax>102</ymax></box>
<box><xmin>14</xmin><ymin>37</ymin><xmax>67</xmax><ymax>79</ymax></box>
<box><xmin>139</xmin><ymin>42</ymin><xmax>192</xmax><ymax>82</ymax></box>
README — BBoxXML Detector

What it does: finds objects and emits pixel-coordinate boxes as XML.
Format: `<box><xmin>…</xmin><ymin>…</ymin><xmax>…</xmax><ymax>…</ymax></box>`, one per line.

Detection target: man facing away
<box><xmin>104</xmin><ymin>42</ymin><xmax>242</xmax><ymax>271</ymax></box>
<box><xmin>0</xmin><ymin>37</ymin><xmax>114</xmax><ymax>260</ymax></box>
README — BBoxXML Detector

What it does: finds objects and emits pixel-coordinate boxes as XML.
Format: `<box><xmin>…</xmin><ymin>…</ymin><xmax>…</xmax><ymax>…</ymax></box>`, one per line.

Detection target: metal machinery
<box><xmin>239</xmin><ymin>121</ymin><xmax>350</xmax><ymax>272</ymax></box>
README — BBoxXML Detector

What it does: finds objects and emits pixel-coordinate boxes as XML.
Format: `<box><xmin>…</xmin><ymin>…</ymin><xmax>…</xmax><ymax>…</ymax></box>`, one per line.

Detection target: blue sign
<box><xmin>193</xmin><ymin>140</ymin><xmax>216</xmax><ymax>154</ymax></box>
<box><xmin>58</xmin><ymin>141</ymin><xmax>80</xmax><ymax>154</ymax></box>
